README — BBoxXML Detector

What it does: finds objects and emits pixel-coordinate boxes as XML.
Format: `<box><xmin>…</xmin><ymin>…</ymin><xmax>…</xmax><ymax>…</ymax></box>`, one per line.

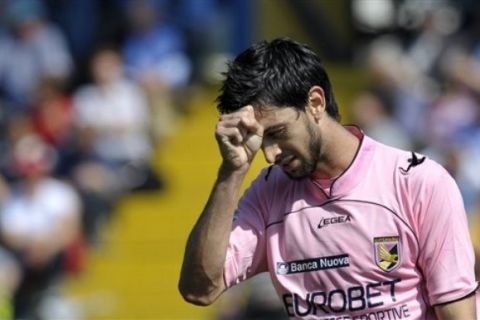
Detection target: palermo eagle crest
<box><xmin>374</xmin><ymin>236</ymin><xmax>401</xmax><ymax>272</ymax></box>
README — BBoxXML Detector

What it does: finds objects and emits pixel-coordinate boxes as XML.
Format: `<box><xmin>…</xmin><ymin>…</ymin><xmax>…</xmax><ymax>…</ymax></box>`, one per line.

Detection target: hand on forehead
<box><xmin>252</xmin><ymin>104</ymin><xmax>301</xmax><ymax>128</ymax></box>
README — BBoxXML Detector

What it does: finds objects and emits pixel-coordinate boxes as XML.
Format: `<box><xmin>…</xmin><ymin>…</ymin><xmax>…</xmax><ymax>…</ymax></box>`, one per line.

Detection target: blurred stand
<box><xmin>353</xmin><ymin>0</ymin><xmax>480</xmax><ymax>218</ymax></box>
<box><xmin>73</xmin><ymin>46</ymin><xmax>164</xmax><ymax>242</ymax></box>
<box><xmin>73</xmin><ymin>46</ymin><xmax>156</xmax><ymax>191</ymax></box>
<box><xmin>0</xmin><ymin>135</ymin><xmax>81</xmax><ymax>319</ymax></box>
<box><xmin>122</xmin><ymin>0</ymin><xmax>191</xmax><ymax>145</ymax></box>
<box><xmin>0</xmin><ymin>0</ymin><xmax>72</xmax><ymax>114</ymax></box>
<box><xmin>351</xmin><ymin>89</ymin><xmax>413</xmax><ymax>150</ymax></box>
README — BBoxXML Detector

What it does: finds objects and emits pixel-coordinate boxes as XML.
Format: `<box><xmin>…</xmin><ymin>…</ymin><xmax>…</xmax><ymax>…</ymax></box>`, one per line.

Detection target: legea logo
<box><xmin>317</xmin><ymin>215</ymin><xmax>351</xmax><ymax>229</ymax></box>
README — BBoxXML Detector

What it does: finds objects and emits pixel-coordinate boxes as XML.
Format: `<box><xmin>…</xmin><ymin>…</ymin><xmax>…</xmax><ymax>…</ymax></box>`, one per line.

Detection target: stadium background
<box><xmin>0</xmin><ymin>0</ymin><xmax>479</xmax><ymax>319</ymax></box>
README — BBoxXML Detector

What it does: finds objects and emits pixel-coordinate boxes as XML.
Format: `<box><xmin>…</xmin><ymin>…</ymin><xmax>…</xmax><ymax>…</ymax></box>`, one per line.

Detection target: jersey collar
<box><xmin>310</xmin><ymin>126</ymin><xmax>375</xmax><ymax>199</ymax></box>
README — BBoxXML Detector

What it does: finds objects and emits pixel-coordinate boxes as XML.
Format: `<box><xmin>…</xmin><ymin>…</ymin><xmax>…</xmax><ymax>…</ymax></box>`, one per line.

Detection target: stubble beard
<box><xmin>285</xmin><ymin>123</ymin><xmax>321</xmax><ymax>180</ymax></box>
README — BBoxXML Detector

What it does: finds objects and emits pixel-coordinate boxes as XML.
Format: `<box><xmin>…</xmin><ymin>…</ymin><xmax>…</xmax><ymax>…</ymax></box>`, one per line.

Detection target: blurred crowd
<box><xmin>350</xmin><ymin>0</ymin><xmax>480</xmax><ymax>218</ymax></box>
<box><xmin>0</xmin><ymin>0</ymin><xmax>250</xmax><ymax>318</ymax></box>
<box><xmin>0</xmin><ymin>0</ymin><xmax>479</xmax><ymax>319</ymax></box>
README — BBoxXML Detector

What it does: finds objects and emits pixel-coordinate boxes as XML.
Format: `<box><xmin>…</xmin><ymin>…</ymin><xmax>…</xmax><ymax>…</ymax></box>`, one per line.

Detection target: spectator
<box><xmin>425</xmin><ymin>48</ymin><xmax>480</xmax><ymax>149</ymax></box>
<box><xmin>28</xmin><ymin>77</ymin><xmax>84</xmax><ymax>181</ymax></box>
<box><xmin>366</xmin><ymin>36</ymin><xmax>431</xmax><ymax>145</ymax></box>
<box><xmin>30</xmin><ymin>77</ymin><xmax>74</xmax><ymax>149</ymax></box>
<box><xmin>173</xmin><ymin>0</ymin><xmax>251</xmax><ymax>83</ymax></box>
<box><xmin>73</xmin><ymin>45</ymin><xmax>161</xmax><ymax>195</ymax></box>
<box><xmin>0</xmin><ymin>0</ymin><xmax>73</xmax><ymax>112</ymax></box>
<box><xmin>351</xmin><ymin>89</ymin><xmax>413</xmax><ymax>150</ymax></box>
<box><xmin>0</xmin><ymin>134</ymin><xmax>81</xmax><ymax>319</ymax></box>
<box><xmin>122</xmin><ymin>0</ymin><xmax>192</xmax><ymax>144</ymax></box>
<box><xmin>0</xmin><ymin>114</ymin><xmax>34</xmax><ymax>182</ymax></box>
<box><xmin>122</xmin><ymin>0</ymin><xmax>191</xmax><ymax>90</ymax></box>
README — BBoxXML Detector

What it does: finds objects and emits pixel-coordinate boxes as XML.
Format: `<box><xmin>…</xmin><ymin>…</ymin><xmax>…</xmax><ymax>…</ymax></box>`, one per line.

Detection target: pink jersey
<box><xmin>223</xmin><ymin>127</ymin><xmax>477</xmax><ymax>319</ymax></box>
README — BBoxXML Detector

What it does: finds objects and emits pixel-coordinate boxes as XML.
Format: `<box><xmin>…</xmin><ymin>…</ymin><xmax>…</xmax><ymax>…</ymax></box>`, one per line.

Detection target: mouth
<box><xmin>277</xmin><ymin>156</ymin><xmax>295</xmax><ymax>170</ymax></box>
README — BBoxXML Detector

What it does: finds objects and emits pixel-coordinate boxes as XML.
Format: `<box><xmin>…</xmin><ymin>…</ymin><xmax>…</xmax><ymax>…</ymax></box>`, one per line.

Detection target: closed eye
<box><xmin>266</xmin><ymin>127</ymin><xmax>287</xmax><ymax>139</ymax></box>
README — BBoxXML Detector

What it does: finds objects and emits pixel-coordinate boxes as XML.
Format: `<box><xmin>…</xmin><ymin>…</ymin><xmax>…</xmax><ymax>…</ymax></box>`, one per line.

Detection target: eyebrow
<box><xmin>264</xmin><ymin>123</ymin><xmax>287</xmax><ymax>135</ymax></box>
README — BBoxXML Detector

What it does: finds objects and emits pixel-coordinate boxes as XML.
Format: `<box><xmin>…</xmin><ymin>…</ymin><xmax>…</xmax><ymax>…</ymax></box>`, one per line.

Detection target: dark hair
<box><xmin>216</xmin><ymin>38</ymin><xmax>339</xmax><ymax>120</ymax></box>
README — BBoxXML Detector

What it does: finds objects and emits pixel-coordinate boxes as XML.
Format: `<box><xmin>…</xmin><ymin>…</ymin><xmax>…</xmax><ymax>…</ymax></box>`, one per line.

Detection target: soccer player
<box><xmin>179</xmin><ymin>38</ymin><xmax>477</xmax><ymax>319</ymax></box>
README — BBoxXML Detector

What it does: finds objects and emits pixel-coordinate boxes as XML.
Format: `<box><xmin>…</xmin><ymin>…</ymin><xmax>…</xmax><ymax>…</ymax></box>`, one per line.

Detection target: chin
<box><xmin>284</xmin><ymin>167</ymin><xmax>311</xmax><ymax>180</ymax></box>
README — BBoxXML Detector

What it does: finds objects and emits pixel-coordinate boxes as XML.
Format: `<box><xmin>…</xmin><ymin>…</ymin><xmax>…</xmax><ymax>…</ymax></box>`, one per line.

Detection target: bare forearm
<box><xmin>180</xmin><ymin>105</ymin><xmax>263</xmax><ymax>305</ymax></box>
<box><xmin>179</xmin><ymin>164</ymin><xmax>248</xmax><ymax>305</ymax></box>
<box><xmin>434</xmin><ymin>294</ymin><xmax>476</xmax><ymax>320</ymax></box>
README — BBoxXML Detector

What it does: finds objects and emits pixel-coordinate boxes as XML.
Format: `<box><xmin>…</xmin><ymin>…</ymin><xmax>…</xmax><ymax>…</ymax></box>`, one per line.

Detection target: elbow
<box><xmin>178</xmin><ymin>279</ymin><xmax>221</xmax><ymax>306</ymax></box>
<box><xmin>180</xmin><ymin>292</ymin><xmax>215</xmax><ymax>307</ymax></box>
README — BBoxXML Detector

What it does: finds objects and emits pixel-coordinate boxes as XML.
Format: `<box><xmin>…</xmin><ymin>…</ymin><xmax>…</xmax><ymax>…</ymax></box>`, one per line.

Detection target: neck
<box><xmin>314</xmin><ymin>122</ymin><xmax>360</xmax><ymax>179</ymax></box>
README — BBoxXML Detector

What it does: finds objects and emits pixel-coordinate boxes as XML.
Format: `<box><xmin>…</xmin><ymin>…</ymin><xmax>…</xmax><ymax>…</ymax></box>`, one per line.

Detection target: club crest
<box><xmin>374</xmin><ymin>236</ymin><xmax>400</xmax><ymax>272</ymax></box>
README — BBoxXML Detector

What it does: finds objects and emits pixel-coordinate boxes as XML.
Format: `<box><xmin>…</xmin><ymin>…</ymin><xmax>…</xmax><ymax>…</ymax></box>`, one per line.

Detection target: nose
<box><xmin>262</xmin><ymin>141</ymin><xmax>281</xmax><ymax>164</ymax></box>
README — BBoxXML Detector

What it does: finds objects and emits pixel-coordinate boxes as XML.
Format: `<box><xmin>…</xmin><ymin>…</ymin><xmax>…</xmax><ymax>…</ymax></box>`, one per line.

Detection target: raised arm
<box><xmin>178</xmin><ymin>106</ymin><xmax>263</xmax><ymax>306</ymax></box>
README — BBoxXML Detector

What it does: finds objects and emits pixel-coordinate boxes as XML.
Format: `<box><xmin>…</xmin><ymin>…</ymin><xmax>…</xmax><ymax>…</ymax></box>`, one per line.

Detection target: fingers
<box><xmin>218</xmin><ymin>105</ymin><xmax>263</xmax><ymax>136</ymax></box>
<box><xmin>215</xmin><ymin>106</ymin><xmax>263</xmax><ymax>167</ymax></box>
<box><xmin>219</xmin><ymin>105</ymin><xmax>254</xmax><ymax>122</ymax></box>
<box><xmin>215</xmin><ymin>125</ymin><xmax>243</xmax><ymax>145</ymax></box>
<box><xmin>239</xmin><ymin>116</ymin><xmax>263</xmax><ymax>136</ymax></box>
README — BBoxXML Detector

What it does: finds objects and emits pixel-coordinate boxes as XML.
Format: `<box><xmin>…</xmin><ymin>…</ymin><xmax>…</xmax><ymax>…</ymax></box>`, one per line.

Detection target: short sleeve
<box><xmin>223</xmin><ymin>173</ymin><xmax>270</xmax><ymax>288</ymax></box>
<box><xmin>416</xmin><ymin>162</ymin><xmax>477</xmax><ymax>305</ymax></box>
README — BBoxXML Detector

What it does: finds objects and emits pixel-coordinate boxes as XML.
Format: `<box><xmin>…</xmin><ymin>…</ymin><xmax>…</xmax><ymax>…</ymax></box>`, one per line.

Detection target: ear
<box><xmin>306</xmin><ymin>86</ymin><xmax>326</xmax><ymax>122</ymax></box>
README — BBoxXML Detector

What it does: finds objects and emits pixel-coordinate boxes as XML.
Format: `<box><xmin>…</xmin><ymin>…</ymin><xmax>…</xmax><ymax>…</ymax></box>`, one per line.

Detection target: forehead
<box><xmin>254</xmin><ymin>105</ymin><xmax>300</xmax><ymax>127</ymax></box>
